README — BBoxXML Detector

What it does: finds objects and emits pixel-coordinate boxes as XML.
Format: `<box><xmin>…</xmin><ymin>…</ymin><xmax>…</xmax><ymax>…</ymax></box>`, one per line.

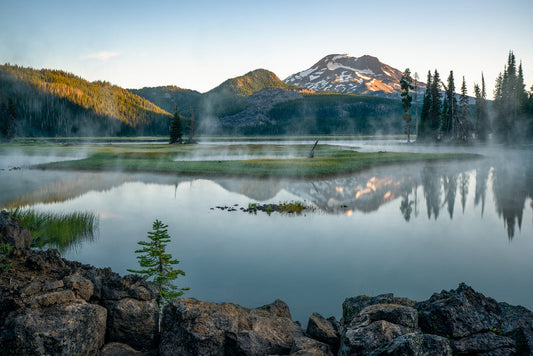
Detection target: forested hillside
<box><xmin>260</xmin><ymin>93</ymin><xmax>407</xmax><ymax>135</ymax></box>
<box><xmin>128</xmin><ymin>86</ymin><xmax>201</xmax><ymax>116</ymax></box>
<box><xmin>0</xmin><ymin>64</ymin><xmax>171</xmax><ymax>137</ymax></box>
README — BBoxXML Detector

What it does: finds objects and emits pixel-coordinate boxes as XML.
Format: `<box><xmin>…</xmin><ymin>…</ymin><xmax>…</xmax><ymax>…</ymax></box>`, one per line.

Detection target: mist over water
<box><xmin>1</xmin><ymin>141</ymin><xmax>532</xmax><ymax>325</ymax></box>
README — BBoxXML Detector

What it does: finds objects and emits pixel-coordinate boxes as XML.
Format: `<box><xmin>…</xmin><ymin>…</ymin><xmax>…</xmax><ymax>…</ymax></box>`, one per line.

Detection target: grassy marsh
<box><xmin>34</xmin><ymin>143</ymin><xmax>480</xmax><ymax>178</ymax></box>
<box><xmin>10</xmin><ymin>208</ymin><xmax>98</xmax><ymax>252</ymax></box>
<box><xmin>1</xmin><ymin>140</ymin><xmax>480</xmax><ymax>178</ymax></box>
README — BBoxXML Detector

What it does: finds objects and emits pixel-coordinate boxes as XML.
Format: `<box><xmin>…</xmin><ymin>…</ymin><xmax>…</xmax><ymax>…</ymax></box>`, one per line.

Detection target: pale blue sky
<box><xmin>1</xmin><ymin>0</ymin><xmax>532</xmax><ymax>95</ymax></box>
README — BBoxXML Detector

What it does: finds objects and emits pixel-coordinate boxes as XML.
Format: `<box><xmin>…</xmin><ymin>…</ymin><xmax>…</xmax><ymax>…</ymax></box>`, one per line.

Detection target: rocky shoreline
<box><xmin>1</xmin><ymin>211</ymin><xmax>532</xmax><ymax>355</ymax></box>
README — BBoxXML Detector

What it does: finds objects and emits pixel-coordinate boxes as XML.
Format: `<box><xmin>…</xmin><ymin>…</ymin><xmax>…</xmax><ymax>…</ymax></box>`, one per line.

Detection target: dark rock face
<box><xmin>160</xmin><ymin>298</ymin><xmax>303</xmax><ymax>356</ymax></box>
<box><xmin>0</xmin><ymin>210</ymin><xmax>31</xmax><ymax>250</ymax></box>
<box><xmin>103</xmin><ymin>298</ymin><xmax>159</xmax><ymax>351</ymax></box>
<box><xmin>417</xmin><ymin>283</ymin><xmax>503</xmax><ymax>338</ymax></box>
<box><xmin>379</xmin><ymin>333</ymin><xmax>453</xmax><ymax>356</ymax></box>
<box><xmin>0</xmin><ymin>211</ymin><xmax>159</xmax><ymax>355</ymax></box>
<box><xmin>337</xmin><ymin>283</ymin><xmax>533</xmax><ymax>355</ymax></box>
<box><xmin>451</xmin><ymin>332</ymin><xmax>515</xmax><ymax>355</ymax></box>
<box><xmin>339</xmin><ymin>320</ymin><xmax>415</xmax><ymax>355</ymax></box>
<box><xmin>3</xmin><ymin>303</ymin><xmax>107</xmax><ymax>355</ymax></box>
<box><xmin>290</xmin><ymin>336</ymin><xmax>334</xmax><ymax>356</ymax></box>
<box><xmin>342</xmin><ymin>293</ymin><xmax>416</xmax><ymax>325</ymax></box>
<box><xmin>306</xmin><ymin>312</ymin><xmax>341</xmax><ymax>353</ymax></box>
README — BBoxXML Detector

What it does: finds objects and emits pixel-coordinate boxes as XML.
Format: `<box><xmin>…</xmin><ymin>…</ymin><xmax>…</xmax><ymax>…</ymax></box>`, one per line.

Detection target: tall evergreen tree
<box><xmin>458</xmin><ymin>77</ymin><xmax>470</xmax><ymax>142</ymax></box>
<box><xmin>418</xmin><ymin>71</ymin><xmax>432</xmax><ymax>141</ymax></box>
<box><xmin>441</xmin><ymin>71</ymin><xmax>457</xmax><ymax>140</ymax></box>
<box><xmin>413</xmin><ymin>72</ymin><xmax>420</xmax><ymax>137</ymax></box>
<box><xmin>400</xmin><ymin>68</ymin><xmax>414</xmax><ymax>143</ymax></box>
<box><xmin>493</xmin><ymin>51</ymin><xmax>529</xmax><ymax>142</ymax></box>
<box><xmin>428</xmin><ymin>70</ymin><xmax>442</xmax><ymax>140</ymax></box>
<box><xmin>474</xmin><ymin>73</ymin><xmax>489</xmax><ymax>142</ymax></box>
<box><xmin>169</xmin><ymin>105</ymin><xmax>182</xmax><ymax>144</ymax></box>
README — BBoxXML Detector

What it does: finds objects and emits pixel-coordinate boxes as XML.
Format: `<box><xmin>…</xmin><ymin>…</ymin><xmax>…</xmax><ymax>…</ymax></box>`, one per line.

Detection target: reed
<box><xmin>10</xmin><ymin>208</ymin><xmax>98</xmax><ymax>252</ymax></box>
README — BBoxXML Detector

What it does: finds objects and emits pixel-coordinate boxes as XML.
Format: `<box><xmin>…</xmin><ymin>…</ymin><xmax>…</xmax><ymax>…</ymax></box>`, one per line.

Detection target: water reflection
<box><xmin>1</xmin><ymin>151</ymin><xmax>532</xmax><ymax>242</ymax></box>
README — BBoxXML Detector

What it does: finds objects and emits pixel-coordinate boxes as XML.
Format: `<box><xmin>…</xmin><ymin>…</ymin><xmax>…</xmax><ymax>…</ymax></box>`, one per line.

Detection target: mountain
<box><xmin>207</xmin><ymin>68</ymin><xmax>301</xmax><ymax>97</ymax></box>
<box><xmin>285</xmin><ymin>54</ymin><xmax>424</xmax><ymax>98</ymax></box>
<box><xmin>128</xmin><ymin>86</ymin><xmax>201</xmax><ymax>117</ymax></box>
<box><xmin>0</xmin><ymin>64</ymin><xmax>171</xmax><ymax>136</ymax></box>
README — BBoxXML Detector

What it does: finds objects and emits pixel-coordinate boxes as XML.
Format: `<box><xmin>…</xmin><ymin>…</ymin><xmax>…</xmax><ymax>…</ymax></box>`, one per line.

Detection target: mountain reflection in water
<box><xmin>1</xmin><ymin>151</ymin><xmax>531</xmax><ymax>242</ymax></box>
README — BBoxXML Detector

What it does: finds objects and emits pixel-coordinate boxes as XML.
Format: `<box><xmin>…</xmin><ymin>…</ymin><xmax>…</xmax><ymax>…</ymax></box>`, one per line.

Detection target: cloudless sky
<box><xmin>1</xmin><ymin>0</ymin><xmax>532</xmax><ymax>95</ymax></box>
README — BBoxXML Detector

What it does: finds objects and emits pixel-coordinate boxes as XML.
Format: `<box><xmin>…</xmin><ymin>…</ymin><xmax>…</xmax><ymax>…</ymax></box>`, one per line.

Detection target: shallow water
<box><xmin>1</xmin><ymin>143</ymin><xmax>532</xmax><ymax>324</ymax></box>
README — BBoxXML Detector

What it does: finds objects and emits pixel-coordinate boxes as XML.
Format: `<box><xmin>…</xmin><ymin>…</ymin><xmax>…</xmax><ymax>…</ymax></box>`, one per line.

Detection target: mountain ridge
<box><xmin>285</xmin><ymin>54</ymin><xmax>424</xmax><ymax>98</ymax></box>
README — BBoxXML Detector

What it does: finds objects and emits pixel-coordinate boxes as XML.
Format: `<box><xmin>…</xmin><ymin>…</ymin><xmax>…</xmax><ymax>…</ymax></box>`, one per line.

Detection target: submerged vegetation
<box><xmin>10</xmin><ymin>208</ymin><xmax>98</xmax><ymax>252</ymax></box>
<box><xmin>249</xmin><ymin>201</ymin><xmax>315</xmax><ymax>215</ymax></box>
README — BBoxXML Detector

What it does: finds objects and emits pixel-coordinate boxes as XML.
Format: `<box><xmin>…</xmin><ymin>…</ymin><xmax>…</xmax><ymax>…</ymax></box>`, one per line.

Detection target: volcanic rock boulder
<box><xmin>2</xmin><ymin>302</ymin><xmax>107</xmax><ymax>355</ymax></box>
<box><xmin>290</xmin><ymin>336</ymin><xmax>334</xmax><ymax>356</ymax></box>
<box><xmin>160</xmin><ymin>298</ymin><xmax>304</xmax><ymax>356</ymax></box>
<box><xmin>0</xmin><ymin>210</ymin><xmax>31</xmax><ymax>250</ymax></box>
<box><xmin>306</xmin><ymin>312</ymin><xmax>341</xmax><ymax>353</ymax></box>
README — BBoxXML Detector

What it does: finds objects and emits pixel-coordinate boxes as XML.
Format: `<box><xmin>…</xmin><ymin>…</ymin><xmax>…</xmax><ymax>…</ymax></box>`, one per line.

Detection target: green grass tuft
<box><xmin>10</xmin><ymin>208</ymin><xmax>98</xmax><ymax>252</ymax></box>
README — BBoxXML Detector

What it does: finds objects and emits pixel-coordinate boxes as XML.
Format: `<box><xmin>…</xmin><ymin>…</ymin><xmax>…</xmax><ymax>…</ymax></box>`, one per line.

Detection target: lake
<box><xmin>1</xmin><ymin>141</ymin><xmax>532</xmax><ymax>324</ymax></box>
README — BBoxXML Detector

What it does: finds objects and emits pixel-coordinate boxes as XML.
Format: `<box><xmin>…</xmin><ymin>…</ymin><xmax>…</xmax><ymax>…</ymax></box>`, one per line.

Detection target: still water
<box><xmin>1</xmin><ymin>144</ymin><xmax>532</xmax><ymax>324</ymax></box>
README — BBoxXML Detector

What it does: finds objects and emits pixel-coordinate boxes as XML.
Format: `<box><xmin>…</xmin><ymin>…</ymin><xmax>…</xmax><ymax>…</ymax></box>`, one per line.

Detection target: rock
<box><xmin>451</xmin><ymin>331</ymin><xmax>516</xmax><ymax>355</ymax></box>
<box><xmin>306</xmin><ymin>312</ymin><xmax>340</xmax><ymax>352</ymax></box>
<box><xmin>376</xmin><ymin>332</ymin><xmax>453</xmax><ymax>355</ymax></box>
<box><xmin>353</xmin><ymin>303</ymin><xmax>418</xmax><ymax>329</ymax></box>
<box><xmin>25</xmin><ymin>248</ymin><xmax>65</xmax><ymax>272</ymax></box>
<box><xmin>498</xmin><ymin>302</ymin><xmax>533</xmax><ymax>333</ymax></box>
<box><xmin>63</xmin><ymin>273</ymin><xmax>94</xmax><ymax>301</ymax></box>
<box><xmin>160</xmin><ymin>298</ymin><xmax>303</xmax><ymax>356</ymax></box>
<box><xmin>103</xmin><ymin>298</ymin><xmax>159</xmax><ymax>351</ymax></box>
<box><xmin>20</xmin><ymin>279</ymin><xmax>43</xmax><ymax>297</ymax></box>
<box><xmin>338</xmin><ymin>320</ymin><xmax>414</xmax><ymax>356</ymax></box>
<box><xmin>43</xmin><ymin>279</ymin><xmax>64</xmax><ymax>291</ymax></box>
<box><xmin>290</xmin><ymin>336</ymin><xmax>334</xmax><ymax>356</ymax></box>
<box><xmin>1</xmin><ymin>302</ymin><xmax>107</xmax><ymax>355</ymax></box>
<box><xmin>507</xmin><ymin>327</ymin><xmax>533</xmax><ymax>355</ymax></box>
<box><xmin>0</xmin><ymin>210</ymin><xmax>31</xmax><ymax>250</ymax></box>
<box><xmin>30</xmin><ymin>290</ymin><xmax>76</xmax><ymax>308</ymax></box>
<box><xmin>342</xmin><ymin>293</ymin><xmax>416</xmax><ymax>325</ymax></box>
<box><xmin>416</xmin><ymin>283</ymin><xmax>502</xmax><ymax>338</ymax></box>
<box><xmin>100</xmin><ymin>342</ymin><xmax>141</xmax><ymax>355</ymax></box>
<box><xmin>86</xmin><ymin>268</ymin><xmax>158</xmax><ymax>301</ymax></box>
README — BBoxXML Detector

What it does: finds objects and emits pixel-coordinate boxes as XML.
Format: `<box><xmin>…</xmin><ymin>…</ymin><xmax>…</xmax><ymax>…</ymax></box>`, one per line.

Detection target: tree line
<box><xmin>0</xmin><ymin>64</ymin><xmax>172</xmax><ymax>138</ymax></box>
<box><xmin>401</xmin><ymin>51</ymin><xmax>533</xmax><ymax>144</ymax></box>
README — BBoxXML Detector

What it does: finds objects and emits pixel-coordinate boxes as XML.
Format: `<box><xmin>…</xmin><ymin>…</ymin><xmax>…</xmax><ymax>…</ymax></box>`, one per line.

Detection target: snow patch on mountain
<box><xmin>285</xmin><ymin>54</ymin><xmax>425</xmax><ymax>98</ymax></box>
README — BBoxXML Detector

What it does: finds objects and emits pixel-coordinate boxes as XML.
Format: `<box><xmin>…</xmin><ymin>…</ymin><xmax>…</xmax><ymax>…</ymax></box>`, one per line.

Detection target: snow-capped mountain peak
<box><xmin>285</xmin><ymin>54</ymin><xmax>419</xmax><ymax>97</ymax></box>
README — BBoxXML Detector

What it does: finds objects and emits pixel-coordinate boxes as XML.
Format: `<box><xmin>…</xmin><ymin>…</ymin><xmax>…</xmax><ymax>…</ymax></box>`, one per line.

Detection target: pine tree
<box><xmin>493</xmin><ymin>51</ymin><xmax>529</xmax><ymax>142</ymax></box>
<box><xmin>428</xmin><ymin>70</ymin><xmax>442</xmax><ymax>140</ymax></box>
<box><xmin>458</xmin><ymin>76</ymin><xmax>470</xmax><ymax>142</ymax></box>
<box><xmin>474</xmin><ymin>73</ymin><xmax>489</xmax><ymax>142</ymax></box>
<box><xmin>418</xmin><ymin>71</ymin><xmax>432</xmax><ymax>141</ymax></box>
<box><xmin>440</xmin><ymin>71</ymin><xmax>457</xmax><ymax>140</ymax></box>
<box><xmin>400</xmin><ymin>68</ymin><xmax>414</xmax><ymax>143</ymax></box>
<box><xmin>128</xmin><ymin>219</ymin><xmax>188</xmax><ymax>308</ymax></box>
<box><xmin>169</xmin><ymin>105</ymin><xmax>182</xmax><ymax>144</ymax></box>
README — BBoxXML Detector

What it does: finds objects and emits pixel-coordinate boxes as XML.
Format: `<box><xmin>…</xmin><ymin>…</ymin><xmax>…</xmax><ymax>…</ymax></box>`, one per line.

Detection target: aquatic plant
<box><xmin>10</xmin><ymin>208</ymin><xmax>98</xmax><ymax>252</ymax></box>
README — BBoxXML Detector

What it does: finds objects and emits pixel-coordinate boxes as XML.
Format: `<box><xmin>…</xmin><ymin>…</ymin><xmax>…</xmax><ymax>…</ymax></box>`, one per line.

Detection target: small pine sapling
<box><xmin>128</xmin><ymin>219</ymin><xmax>188</xmax><ymax>307</ymax></box>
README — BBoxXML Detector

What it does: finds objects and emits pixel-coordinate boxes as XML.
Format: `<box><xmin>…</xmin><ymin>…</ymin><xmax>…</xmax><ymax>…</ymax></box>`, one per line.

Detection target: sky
<box><xmin>1</xmin><ymin>0</ymin><xmax>532</xmax><ymax>95</ymax></box>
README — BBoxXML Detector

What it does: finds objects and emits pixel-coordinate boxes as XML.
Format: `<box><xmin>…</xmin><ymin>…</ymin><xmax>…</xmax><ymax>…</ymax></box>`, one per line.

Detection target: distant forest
<box><xmin>0</xmin><ymin>65</ymin><xmax>171</xmax><ymax>138</ymax></box>
<box><xmin>1</xmin><ymin>53</ymin><xmax>533</xmax><ymax>142</ymax></box>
